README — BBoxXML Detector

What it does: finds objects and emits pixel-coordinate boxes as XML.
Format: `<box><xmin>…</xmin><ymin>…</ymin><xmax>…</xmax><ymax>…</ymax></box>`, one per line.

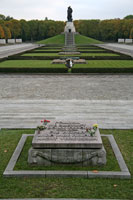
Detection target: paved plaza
<box><xmin>97</xmin><ymin>43</ymin><xmax>133</xmax><ymax>57</ymax></box>
<box><xmin>0</xmin><ymin>74</ymin><xmax>132</xmax><ymax>129</ymax></box>
<box><xmin>0</xmin><ymin>43</ymin><xmax>133</xmax><ymax>129</ymax></box>
<box><xmin>0</xmin><ymin>43</ymin><xmax>39</xmax><ymax>59</ymax></box>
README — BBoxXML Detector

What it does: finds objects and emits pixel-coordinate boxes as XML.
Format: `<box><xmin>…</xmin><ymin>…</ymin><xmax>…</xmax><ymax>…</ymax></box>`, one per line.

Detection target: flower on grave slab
<box><xmin>86</xmin><ymin>124</ymin><xmax>98</xmax><ymax>137</ymax></box>
<box><xmin>93</xmin><ymin>124</ymin><xmax>98</xmax><ymax>131</ymax></box>
<box><xmin>37</xmin><ymin>119</ymin><xmax>51</xmax><ymax>131</ymax></box>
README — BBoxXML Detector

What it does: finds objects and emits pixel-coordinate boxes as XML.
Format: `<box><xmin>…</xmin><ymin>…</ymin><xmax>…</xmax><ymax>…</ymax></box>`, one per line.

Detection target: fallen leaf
<box><xmin>92</xmin><ymin>170</ymin><xmax>98</xmax><ymax>173</ymax></box>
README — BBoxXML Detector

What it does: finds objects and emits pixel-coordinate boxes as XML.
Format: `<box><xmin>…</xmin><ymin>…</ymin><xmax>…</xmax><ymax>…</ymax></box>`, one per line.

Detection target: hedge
<box><xmin>8</xmin><ymin>55</ymin><xmax>132</xmax><ymax>61</ymax></box>
<box><xmin>71</xmin><ymin>67</ymin><xmax>133</xmax><ymax>73</ymax></box>
<box><xmin>0</xmin><ymin>67</ymin><xmax>68</xmax><ymax>73</ymax></box>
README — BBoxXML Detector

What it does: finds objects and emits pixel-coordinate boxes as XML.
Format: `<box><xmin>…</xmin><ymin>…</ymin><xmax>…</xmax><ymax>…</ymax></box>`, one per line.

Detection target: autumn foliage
<box><xmin>0</xmin><ymin>13</ymin><xmax>133</xmax><ymax>42</ymax></box>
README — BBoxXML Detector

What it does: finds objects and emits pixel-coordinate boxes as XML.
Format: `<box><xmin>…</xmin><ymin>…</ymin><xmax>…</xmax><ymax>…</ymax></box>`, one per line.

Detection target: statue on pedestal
<box><xmin>67</xmin><ymin>6</ymin><xmax>73</xmax><ymax>22</ymax></box>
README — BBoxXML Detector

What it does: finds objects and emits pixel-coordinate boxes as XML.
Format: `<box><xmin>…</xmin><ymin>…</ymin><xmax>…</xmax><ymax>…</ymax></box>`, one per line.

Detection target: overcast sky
<box><xmin>0</xmin><ymin>0</ymin><xmax>133</xmax><ymax>21</ymax></box>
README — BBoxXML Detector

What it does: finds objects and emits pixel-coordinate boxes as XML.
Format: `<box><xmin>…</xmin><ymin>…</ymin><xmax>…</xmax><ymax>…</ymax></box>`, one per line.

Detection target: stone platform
<box><xmin>52</xmin><ymin>59</ymin><xmax>86</xmax><ymax>64</ymax></box>
<box><xmin>28</xmin><ymin>121</ymin><xmax>106</xmax><ymax>166</ymax></box>
<box><xmin>59</xmin><ymin>52</ymin><xmax>80</xmax><ymax>55</ymax></box>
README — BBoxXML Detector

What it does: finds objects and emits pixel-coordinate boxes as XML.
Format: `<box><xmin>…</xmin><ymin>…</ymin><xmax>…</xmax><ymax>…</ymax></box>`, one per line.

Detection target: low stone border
<box><xmin>3</xmin><ymin>134</ymin><xmax>131</xmax><ymax>179</ymax></box>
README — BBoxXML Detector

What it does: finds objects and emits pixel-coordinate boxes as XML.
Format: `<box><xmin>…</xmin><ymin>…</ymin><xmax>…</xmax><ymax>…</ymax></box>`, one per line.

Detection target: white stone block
<box><xmin>15</xmin><ymin>39</ymin><xmax>22</xmax><ymax>43</ymax></box>
<box><xmin>7</xmin><ymin>39</ymin><xmax>15</xmax><ymax>44</ymax></box>
<box><xmin>0</xmin><ymin>39</ymin><xmax>6</xmax><ymax>44</ymax></box>
<box><xmin>125</xmin><ymin>39</ymin><xmax>133</xmax><ymax>44</ymax></box>
<box><xmin>118</xmin><ymin>38</ymin><xmax>125</xmax><ymax>43</ymax></box>
<box><xmin>64</xmin><ymin>22</ymin><xmax>76</xmax><ymax>33</ymax></box>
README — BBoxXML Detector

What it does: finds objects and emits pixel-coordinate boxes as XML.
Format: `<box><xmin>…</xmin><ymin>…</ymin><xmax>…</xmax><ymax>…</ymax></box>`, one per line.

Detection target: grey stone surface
<box><xmin>0</xmin><ymin>74</ymin><xmax>132</xmax><ymax>129</ymax></box>
<box><xmin>0</xmin><ymin>43</ymin><xmax>40</xmax><ymax>59</ymax></box>
<box><xmin>29</xmin><ymin>122</ymin><xmax>106</xmax><ymax>166</ymax></box>
<box><xmin>0</xmin><ymin>74</ymin><xmax>132</xmax><ymax>100</ymax></box>
<box><xmin>118</xmin><ymin>38</ymin><xmax>125</xmax><ymax>43</ymax></box>
<box><xmin>52</xmin><ymin>59</ymin><xmax>86</xmax><ymax>64</ymax></box>
<box><xmin>97</xmin><ymin>43</ymin><xmax>133</xmax><ymax>57</ymax></box>
<box><xmin>32</xmin><ymin>122</ymin><xmax>102</xmax><ymax>149</ymax></box>
<box><xmin>64</xmin><ymin>22</ymin><xmax>76</xmax><ymax>33</ymax></box>
<box><xmin>8</xmin><ymin>39</ymin><xmax>15</xmax><ymax>44</ymax></box>
<box><xmin>15</xmin><ymin>39</ymin><xmax>22</xmax><ymax>43</ymax></box>
<box><xmin>0</xmin><ymin>39</ymin><xmax>6</xmax><ymax>44</ymax></box>
<box><xmin>0</xmin><ymin>99</ymin><xmax>133</xmax><ymax>129</ymax></box>
<box><xmin>28</xmin><ymin>147</ymin><xmax>106</xmax><ymax>166</ymax></box>
<box><xmin>59</xmin><ymin>51</ymin><xmax>80</xmax><ymax>55</ymax></box>
<box><xmin>3</xmin><ymin>134</ymin><xmax>131</xmax><ymax>179</ymax></box>
<box><xmin>125</xmin><ymin>39</ymin><xmax>132</xmax><ymax>44</ymax></box>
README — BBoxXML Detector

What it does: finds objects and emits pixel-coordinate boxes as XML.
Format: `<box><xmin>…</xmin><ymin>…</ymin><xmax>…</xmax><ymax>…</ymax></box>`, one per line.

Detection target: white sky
<box><xmin>0</xmin><ymin>0</ymin><xmax>133</xmax><ymax>21</ymax></box>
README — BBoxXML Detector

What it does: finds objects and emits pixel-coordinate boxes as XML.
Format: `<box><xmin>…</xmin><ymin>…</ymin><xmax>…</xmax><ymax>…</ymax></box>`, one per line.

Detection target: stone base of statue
<box><xmin>64</xmin><ymin>22</ymin><xmax>76</xmax><ymax>33</ymax></box>
<box><xmin>28</xmin><ymin>121</ymin><xmax>106</xmax><ymax>166</ymax></box>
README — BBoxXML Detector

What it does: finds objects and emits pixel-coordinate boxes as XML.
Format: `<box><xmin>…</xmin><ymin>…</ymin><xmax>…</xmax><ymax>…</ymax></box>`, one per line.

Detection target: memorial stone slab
<box><xmin>64</xmin><ymin>22</ymin><xmax>76</xmax><ymax>33</ymax></box>
<box><xmin>8</xmin><ymin>39</ymin><xmax>15</xmax><ymax>44</ymax></box>
<box><xmin>28</xmin><ymin>121</ymin><xmax>106</xmax><ymax>166</ymax></box>
<box><xmin>15</xmin><ymin>39</ymin><xmax>22</xmax><ymax>43</ymax></box>
<box><xmin>118</xmin><ymin>38</ymin><xmax>125</xmax><ymax>43</ymax></box>
<box><xmin>125</xmin><ymin>39</ymin><xmax>133</xmax><ymax>44</ymax></box>
<box><xmin>0</xmin><ymin>39</ymin><xmax>6</xmax><ymax>44</ymax></box>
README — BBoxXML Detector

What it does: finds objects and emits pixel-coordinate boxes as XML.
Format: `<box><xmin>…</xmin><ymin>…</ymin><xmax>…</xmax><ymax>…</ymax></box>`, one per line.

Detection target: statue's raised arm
<box><xmin>67</xmin><ymin>6</ymin><xmax>73</xmax><ymax>22</ymax></box>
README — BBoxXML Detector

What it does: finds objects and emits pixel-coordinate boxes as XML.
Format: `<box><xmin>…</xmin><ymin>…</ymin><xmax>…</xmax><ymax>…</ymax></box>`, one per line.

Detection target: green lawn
<box><xmin>75</xmin><ymin>34</ymin><xmax>103</xmax><ymax>44</ymax></box>
<box><xmin>0</xmin><ymin>60</ymin><xmax>64</xmax><ymax>68</ymax></box>
<box><xmin>37</xmin><ymin>34</ymin><xmax>65</xmax><ymax>45</ymax></box>
<box><xmin>33</xmin><ymin>49</ymin><xmax>61</xmax><ymax>52</ymax></box>
<box><xmin>15</xmin><ymin>136</ymin><xmax>119</xmax><ymax>171</ymax></box>
<box><xmin>21</xmin><ymin>52</ymin><xmax>119</xmax><ymax>57</ymax></box>
<box><xmin>36</xmin><ymin>34</ymin><xmax>102</xmax><ymax>45</ymax></box>
<box><xmin>76</xmin><ymin>60</ymin><xmax>133</xmax><ymax>68</ymax></box>
<box><xmin>0</xmin><ymin>129</ymin><xmax>132</xmax><ymax>199</ymax></box>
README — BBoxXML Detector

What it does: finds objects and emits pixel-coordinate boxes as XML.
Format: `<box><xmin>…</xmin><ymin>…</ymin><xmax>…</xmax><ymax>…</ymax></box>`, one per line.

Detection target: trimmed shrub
<box><xmin>71</xmin><ymin>67</ymin><xmax>133</xmax><ymax>73</ymax></box>
<box><xmin>0</xmin><ymin>67</ymin><xmax>68</xmax><ymax>73</ymax></box>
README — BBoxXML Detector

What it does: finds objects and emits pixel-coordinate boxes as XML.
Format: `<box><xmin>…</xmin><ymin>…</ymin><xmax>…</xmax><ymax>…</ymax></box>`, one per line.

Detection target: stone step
<box><xmin>0</xmin><ymin>100</ymin><xmax>132</xmax><ymax>129</ymax></box>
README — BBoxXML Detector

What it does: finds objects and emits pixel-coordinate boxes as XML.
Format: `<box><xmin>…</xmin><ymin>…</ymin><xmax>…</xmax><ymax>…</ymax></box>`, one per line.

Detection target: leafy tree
<box><xmin>0</xmin><ymin>24</ymin><xmax>5</xmax><ymax>38</ymax></box>
<box><xmin>0</xmin><ymin>14</ymin><xmax>6</xmax><ymax>20</ymax></box>
<box><xmin>20</xmin><ymin>19</ymin><xmax>30</xmax><ymax>41</ymax></box>
<box><xmin>124</xmin><ymin>15</ymin><xmax>133</xmax><ymax>19</ymax></box>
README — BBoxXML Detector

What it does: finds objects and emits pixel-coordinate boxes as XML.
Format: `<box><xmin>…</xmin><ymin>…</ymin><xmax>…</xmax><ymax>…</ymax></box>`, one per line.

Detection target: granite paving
<box><xmin>0</xmin><ymin>74</ymin><xmax>132</xmax><ymax>129</ymax></box>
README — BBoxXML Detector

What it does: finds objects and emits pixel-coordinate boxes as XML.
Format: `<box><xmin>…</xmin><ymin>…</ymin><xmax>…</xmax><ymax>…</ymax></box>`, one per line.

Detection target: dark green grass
<box><xmin>2</xmin><ymin>60</ymin><xmax>132</xmax><ymax>68</ymax></box>
<box><xmin>37</xmin><ymin>34</ymin><xmax>65</xmax><ymax>45</ymax></box>
<box><xmin>15</xmin><ymin>136</ymin><xmax>119</xmax><ymax>171</ymax></box>
<box><xmin>75</xmin><ymin>34</ymin><xmax>103</xmax><ymax>44</ymax></box>
<box><xmin>76</xmin><ymin>60</ymin><xmax>133</xmax><ymax>68</ymax></box>
<box><xmin>0</xmin><ymin>60</ymin><xmax>67</xmax><ymax>73</ymax></box>
<box><xmin>0</xmin><ymin>129</ymin><xmax>132</xmax><ymax>199</ymax></box>
<box><xmin>0</xmin><ymin>60</ymin><xmax>64</xmax><ymax>68</ymax></box>
<box><xmin>33</xmin><ymin>49</ymin><xmax>62</xmax><ymax>53</ymax></box>
<box><xmin>21</xmin><ymin>53</ymin><xmax>119</xmax><ymax>57</ymax></box>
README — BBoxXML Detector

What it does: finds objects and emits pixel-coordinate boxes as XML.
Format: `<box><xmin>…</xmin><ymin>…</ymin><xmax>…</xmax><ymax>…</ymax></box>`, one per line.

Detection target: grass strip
<box><xmin>0</xmin><ymin>129</ymin><xmax>132</xmax><ymax>199</ymax></box>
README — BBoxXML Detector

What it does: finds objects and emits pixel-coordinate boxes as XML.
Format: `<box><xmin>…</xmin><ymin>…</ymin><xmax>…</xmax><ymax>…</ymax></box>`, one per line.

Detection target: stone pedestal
<box><xmin>28</xmin><ymin>121</ymin><xmax>106</xmax><ymax>166</ymax></box>
<box><xmin>16</xmin><ymin>39</ymin><xmax>22</xmax><ymax>43</ymax></box>
<box><xmin>64</xmin><ymin>22</ymin><xmax>76</xmax><ymax>33</ymax></box>
<box><xmin>0</xmin><ymin>39</ymin><xmax>6</xmax><ymax>44</ymax></box>
<box><xmin>7</xmin><ymin>39</ymin><xmax>15</xmax><ymax>44</ymax></box>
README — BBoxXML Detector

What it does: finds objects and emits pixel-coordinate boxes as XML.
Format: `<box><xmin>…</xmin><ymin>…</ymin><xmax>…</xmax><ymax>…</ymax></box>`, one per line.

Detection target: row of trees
<box><xmin>0</xmin><ymin>14</ymin><xmax>65</xmax><ymax>41</ymax></box>
<box><xmin>74</xmin><ymin>18</ymin><xmax>133</xmax><ymax>41</ymax></box>
<box><xmin>0</xmin><ymin>14</ymin><xmax>133</xmax><ymax>42</ymax></box>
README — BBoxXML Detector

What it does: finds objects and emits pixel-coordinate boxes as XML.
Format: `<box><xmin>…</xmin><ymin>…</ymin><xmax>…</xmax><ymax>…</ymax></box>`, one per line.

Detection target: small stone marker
<box><xmin>15</xmin><ymin>39</ymin><xmax>22</xmax><ymax>43</ymax></box>
<box><xmin>118</xmin><ymin>38</ymin><xmax>125</xmax><ymax>43</ymax></box>
<box><xmin>0</xmin><ymin>39</ymin><xmax>6</xmax><ymax>44</ymax></box>
<box><xmin>125</xmin><ymin>39</ymin><xmax>133</xmax><ymax>44</ymax></box>
<box><xmin>28</xmin><ymin>121</ymin><xmax>106</xmax><ymax>166</ymax></box>
<box><xmin>7</xmin><ymin>39</ymin><xmax>15</xmax><ymax>44</ymax></box>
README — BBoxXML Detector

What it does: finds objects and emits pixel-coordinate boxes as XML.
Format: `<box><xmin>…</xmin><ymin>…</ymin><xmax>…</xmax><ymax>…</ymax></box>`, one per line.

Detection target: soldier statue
<box><xmin>67</xmin><ymin>6</ymin><xmax>73</xmax><ymax>22</ymax></box>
